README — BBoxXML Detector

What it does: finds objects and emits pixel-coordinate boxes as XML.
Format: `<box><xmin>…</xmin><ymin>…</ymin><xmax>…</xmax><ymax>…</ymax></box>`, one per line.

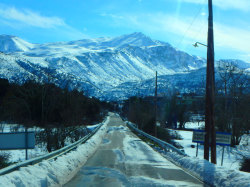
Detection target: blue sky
<box><xmin>0</xmin><ymin>0</ymin><xmax>250</xmax><ymax>62</ymax></box>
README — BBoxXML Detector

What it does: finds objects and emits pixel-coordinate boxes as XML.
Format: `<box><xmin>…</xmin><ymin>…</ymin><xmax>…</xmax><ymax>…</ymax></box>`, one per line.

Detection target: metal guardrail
<box><xmin>0</xmin><ymin>119</ymin><xmax>107</xmax><ymax>176</ymax></box>
<box><xmin>126</xmin><ymin>121</ymin><xmax>187</xmax><ymax>156</ymax></box>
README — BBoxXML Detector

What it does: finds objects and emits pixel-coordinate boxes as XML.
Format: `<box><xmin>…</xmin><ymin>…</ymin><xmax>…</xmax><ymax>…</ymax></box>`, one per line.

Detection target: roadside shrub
<box><xmin>169</xmin><ymin>130</ymin><xmax>183</xmax><ymax>140</ymax></box>
<box><xmin>36</xmin><ymin>126</ymin><xmax>88</xmax><ymax>152</ymax></box>
<box><xmin>142</xmin><ymin>116</ymin><xmax>155</xmax><ymax>135</ymax></box>
<box><xmin>240</xmin><ymin>157</ymin><xmax>250</xmax><ymax>172</ymax></box>
<box><xmin>0</xmin><ymin>152</ymin><xmax>11</xmax><ymax>169</ymax></box>
<box><xmin>156</xmin><ymin>127</ymin><xmax>171</xmax><ymax>143</ymax></box>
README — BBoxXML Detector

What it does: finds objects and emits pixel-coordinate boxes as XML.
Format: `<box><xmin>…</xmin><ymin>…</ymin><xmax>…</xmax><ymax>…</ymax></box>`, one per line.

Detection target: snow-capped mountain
<box><xmin>0</xmin><ymin>35</ymin><xmax>35</xmax><ymax>52</ymax></box>
<box><xmin>0</xmin><ymin>33</ymin><xmax>249</xmax><ymax>100</ymax></box>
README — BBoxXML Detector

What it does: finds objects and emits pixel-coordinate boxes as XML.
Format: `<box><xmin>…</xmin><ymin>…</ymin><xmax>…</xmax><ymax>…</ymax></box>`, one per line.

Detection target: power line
<box><xmin>176</xmin><ymin>0</ymin><xmax>206</xmax><ymax>49</ymax></box>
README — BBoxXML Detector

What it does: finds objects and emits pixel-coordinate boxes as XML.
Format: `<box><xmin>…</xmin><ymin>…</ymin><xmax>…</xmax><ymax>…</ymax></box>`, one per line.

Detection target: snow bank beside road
<box><xmin>164</xmin><ymin>152</ymin><xmax>250</xmax><ymax>187</ymax></box>
<box><xmin>0</xmin><ymin>117</ymin><xmax>109</xmax><ymax>187</ymax></box>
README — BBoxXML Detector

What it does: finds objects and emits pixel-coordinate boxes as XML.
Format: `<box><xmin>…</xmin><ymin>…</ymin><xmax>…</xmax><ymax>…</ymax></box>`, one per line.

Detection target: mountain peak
<box><xmin>108</xmin><ymin>32</ymin><xmax>162</xmax><ymax>47</ymax></box>
<box><xmin>127</xmin><ymin>32</ymin><xmax>147</xmax><ymax>38</ymax></box>
<box><xmin>0</xmin><ymin>34</ymin><xmax>34</xmax><ymax>53</ymax></box>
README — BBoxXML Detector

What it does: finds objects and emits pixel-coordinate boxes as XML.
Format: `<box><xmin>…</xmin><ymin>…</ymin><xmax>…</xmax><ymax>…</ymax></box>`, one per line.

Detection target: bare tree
<box><xmin>216</xmin><ymin>62</ymin><xmax>250</xmax><ymax>145</ymax></box>
<box><xmin>0</xmin><ymin>123</ymin><xmax>5</xmax><ymax>132</ymax></box>
<box><xmin>216</xmin><ymin>61</ymin><xmax>236</xmax><ymax>131</ymax></box>
<box><xmin>218</xmin><ymin>61</ymin><xmax>236</xmax><ymax>98</ymax></box>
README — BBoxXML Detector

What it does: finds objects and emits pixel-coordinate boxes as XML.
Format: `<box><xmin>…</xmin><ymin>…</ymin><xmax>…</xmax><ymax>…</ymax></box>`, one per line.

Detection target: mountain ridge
<box><xmin>0</xmin><ymin>33</ymin><xmax>249</xmax><ymax>100</ymax></box>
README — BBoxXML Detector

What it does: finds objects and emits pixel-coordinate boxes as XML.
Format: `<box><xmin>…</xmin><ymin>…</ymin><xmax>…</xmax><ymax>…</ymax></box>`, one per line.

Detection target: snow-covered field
<box><xmin>0</xmin><ymin>123</ymin><xmax>100</xmax><ymax>163</ymax></box>
<box><xmin>0</xmin><ymin>117</ymin><xmax>110</xmax><ymax>186</ymax></box>
<box><xmin>0</xmin><ymin>125</ymin><xmax>47</xmax><ymax>162</ymax></box>
<box><xmin>169</xmin><ymin>122</ymin><xmax>250</xmax><ymax>170</ymax></box>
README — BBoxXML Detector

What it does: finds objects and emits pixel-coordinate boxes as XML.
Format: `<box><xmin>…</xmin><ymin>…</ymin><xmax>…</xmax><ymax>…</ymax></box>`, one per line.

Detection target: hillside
<box><xmin>0</xmin><ymin>33</ymin><xmax>249</xmax><ymax>100</ymax></box>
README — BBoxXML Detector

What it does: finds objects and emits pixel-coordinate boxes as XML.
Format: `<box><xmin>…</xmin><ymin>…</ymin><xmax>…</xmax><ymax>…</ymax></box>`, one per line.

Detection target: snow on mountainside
<box><xmin>0</xmin><ymin>32</ymin><xmax>249</xmax><ymax>100</ymax></box>
<box><xmin>67</xmin><ymin>32</ymin><xmax>164</xmax><ymax>49</ymax></box>
<box><xmin>0</xmin><ymin>35</ymin><xmax>35</xmax><ymax>52</ymax></box>
<box><xmin>20</xmin><ymin>32</ymin><xmax>166</xmax><ymax>57</ymax></box>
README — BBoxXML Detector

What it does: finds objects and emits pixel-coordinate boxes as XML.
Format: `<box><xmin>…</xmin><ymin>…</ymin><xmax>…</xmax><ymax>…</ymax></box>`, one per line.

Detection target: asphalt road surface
<box><xmin>64</xmin><ymin>114</ymin><xmax>205</xmax><ymax>187</ymax></box>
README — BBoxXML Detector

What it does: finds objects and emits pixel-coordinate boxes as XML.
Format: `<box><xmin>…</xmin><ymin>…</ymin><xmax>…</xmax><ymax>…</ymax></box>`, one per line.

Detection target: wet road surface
<box><xmin>64</xmin><ymin>114</ymin><xmax>205</xmax><ymax>187</ymax></box>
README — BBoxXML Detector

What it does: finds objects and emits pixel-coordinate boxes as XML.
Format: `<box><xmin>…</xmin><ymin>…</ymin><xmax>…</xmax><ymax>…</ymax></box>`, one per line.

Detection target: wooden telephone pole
<box><xmin>155</xmin><ymin>71</ymin><xmax>158</xmax><ymax>137</ymax></box>
<box><xmin>204</xmin><ymin>0</ymin><xmax>216</xmax><ymax>164</ymax></box>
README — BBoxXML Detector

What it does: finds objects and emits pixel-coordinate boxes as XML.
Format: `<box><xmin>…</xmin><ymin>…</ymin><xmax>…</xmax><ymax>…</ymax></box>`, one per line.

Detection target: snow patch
<box><xmin>164</xmin><ymin>152</ymin><xmax>250</xmax><ymax>187</ymax></box>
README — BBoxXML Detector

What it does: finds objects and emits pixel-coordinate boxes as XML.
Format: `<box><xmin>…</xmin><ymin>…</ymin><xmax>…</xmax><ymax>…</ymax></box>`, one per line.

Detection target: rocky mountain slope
<box><xmin>0</xmin><ymin>33</ymin><xmax>249</xmax><ymax>100</ymax></box>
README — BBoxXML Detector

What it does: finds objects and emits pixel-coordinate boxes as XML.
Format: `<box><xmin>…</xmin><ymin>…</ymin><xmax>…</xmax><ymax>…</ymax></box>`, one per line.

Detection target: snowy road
<box><xmin>64</xmin><ymin>114</ymin><xmax>204</xmax><ymax>187</ymax></box>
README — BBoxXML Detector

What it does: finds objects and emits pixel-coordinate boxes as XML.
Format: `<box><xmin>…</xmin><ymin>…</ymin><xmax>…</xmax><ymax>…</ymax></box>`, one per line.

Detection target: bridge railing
<box><xmin>0</xmin><ymin>118</ymin><xmax>108</xmax><ymax>176</ymax></box>
<box><xmin>126</xmin><ymin>121</ymin><xmax>187</xmax><ymax>156</ymax></box>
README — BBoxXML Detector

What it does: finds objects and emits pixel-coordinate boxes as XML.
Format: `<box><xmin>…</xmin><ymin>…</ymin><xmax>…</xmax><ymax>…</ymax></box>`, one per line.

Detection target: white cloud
<box><xmin>239</xmin><ymin>54</ymin><xmax>250</xmax><ymax>63</ymax></box>
<box><xmin>0</xmin><ymin>4</ymin><xmax>88</xmax><ymax>41</ymax></box>
<box><xmin>100</xmin><ymin>13</ymin><xmax>124</xmax><ymax>19</ymax></box>
<box><xmin>201</xmin><ymin>12</ymin><xmax>206</xmax><ymax>16</ymax></box>
<box><xmin>150</xmin><ymin>14</ymin><xmax>250</xmax><ymax>55</ymax></box>
<box><xmin>0</xmin><ymin>6</ymin><xmax>65</xmax><ymax>28</ymax></box>
<box><xmin>181</xmin><ymin>0</ymin><xmax>250</xmax><ymax>12</ymax></box>
<box><xmin>214</xmin><ymin>23</ymin><xmax>250</xmax><ymax>55</ymax></box>
<box><xmin>103</xmin><ymin>12</ymin><xmax>250</xmax><ymax>60</ymax></box>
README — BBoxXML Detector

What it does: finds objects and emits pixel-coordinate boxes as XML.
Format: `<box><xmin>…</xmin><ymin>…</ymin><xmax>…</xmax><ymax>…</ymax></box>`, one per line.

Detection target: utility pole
<box><xmin>154</xmin><ymin>71</ymin><xmax>158</xmax><ymax>137</ymax></box>
<box><xmin>204</xmin><ymin>0</ymin><xmax>216</xmax><ymax>164</ymax></box>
